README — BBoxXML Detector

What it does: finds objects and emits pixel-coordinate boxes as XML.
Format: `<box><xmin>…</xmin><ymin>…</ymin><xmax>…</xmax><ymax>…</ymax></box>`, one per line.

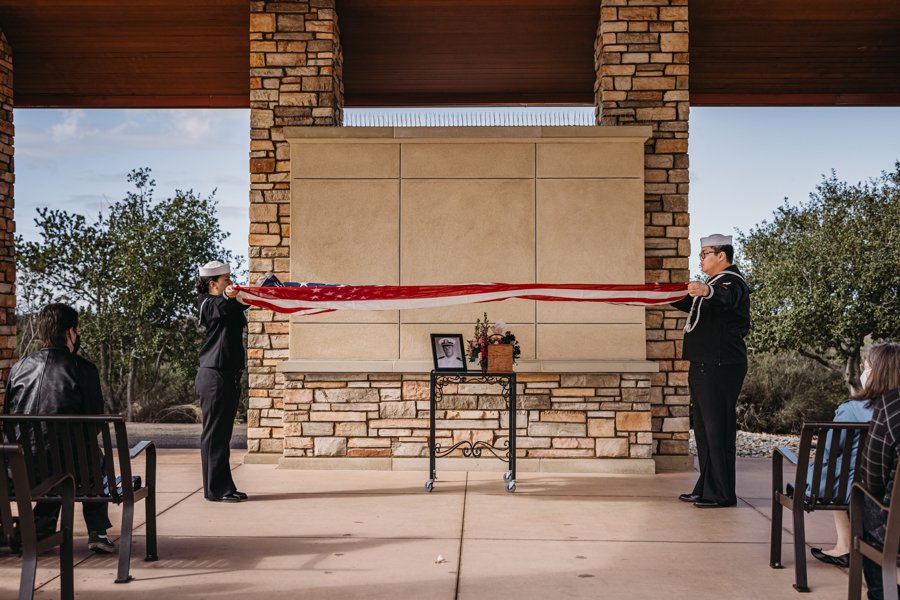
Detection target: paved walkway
<box><xmin>1</xmin><ymin>453</ymin><xmax>857</xmax><ymax>599</ymax></box>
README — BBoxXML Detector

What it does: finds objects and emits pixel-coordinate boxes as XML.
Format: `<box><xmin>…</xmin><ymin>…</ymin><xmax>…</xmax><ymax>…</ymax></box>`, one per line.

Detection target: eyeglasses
<box><xmin>698</xmin><ymin>250</ymin><xmax>717</xmax><ymax>259</ymax></box>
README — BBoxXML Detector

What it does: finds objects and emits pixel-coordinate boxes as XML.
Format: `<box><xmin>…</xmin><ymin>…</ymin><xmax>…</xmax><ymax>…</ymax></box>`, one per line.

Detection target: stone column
<box><xmin>247</xmin><ymin>0</ymin><xmax>344</xmax><ymax>455</ymax></box>
<box><xmin>594</xmin><ymin>0</ymin><xmax>691</xmax><ymax>467</ymax></box>
<box><xmin>0</xmin><ymin>31</ymin><xmax>15</xmax><ymax>410</ymax></box>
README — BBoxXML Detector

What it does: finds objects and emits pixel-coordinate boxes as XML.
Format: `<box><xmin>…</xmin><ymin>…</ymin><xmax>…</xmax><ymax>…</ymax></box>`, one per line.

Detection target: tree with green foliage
<box><xmin>738</xmin><ymin>162</ymin><xmax>900</xmax><ymax>394</ymax></box>
<box><xmin>17</xmin><ymin>168</ymin><xmax>243</xmax><ymax>420</ymax></box>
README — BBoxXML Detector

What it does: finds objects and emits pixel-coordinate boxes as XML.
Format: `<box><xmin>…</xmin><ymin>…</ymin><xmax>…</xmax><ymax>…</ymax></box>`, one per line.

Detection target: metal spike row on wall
<box><xmin>343</xmin><ymin>110</ymin><xmax>597</xmax><ymax>127</ymax></box>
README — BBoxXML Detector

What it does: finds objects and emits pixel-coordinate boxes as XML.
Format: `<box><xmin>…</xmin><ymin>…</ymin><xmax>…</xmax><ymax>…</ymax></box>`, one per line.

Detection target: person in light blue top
<box><xmin>804</xmin><ymin>399</ymin><xmax>875</xmax><ymax>499</ymax></box>
<box><xmin>808</xmin><ymin>363</ymin><xmax>876</xmax><ymax>567</ymax></box>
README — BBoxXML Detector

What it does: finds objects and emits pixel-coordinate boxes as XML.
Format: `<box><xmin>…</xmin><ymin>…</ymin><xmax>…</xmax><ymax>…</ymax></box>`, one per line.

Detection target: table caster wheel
<box><xmin>506</xmin><ymin>480</ymin><xmax>516</xmax><ymax>493</ymax></box>
<box><xmin>425</xmin><ymin>480</ymin><xmax>434</xmax><ymax>493</ymax></box>
<box><xmin>503</xmin><ymin>471</ymin><xmax>512</xmax><ymax>482</ymax></box>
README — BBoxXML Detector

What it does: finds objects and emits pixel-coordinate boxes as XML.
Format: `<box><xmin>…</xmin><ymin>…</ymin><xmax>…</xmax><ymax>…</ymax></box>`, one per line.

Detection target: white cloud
<box><xmin>16</xmin><ymin>109</ymin><xmax>249</xmax><ymax>160</ymax></box>
<box><xmin>168</xmin><ymin>110</ymin><xmax>215</xmax><ymax>142</ymax></box>
<box><xmin>49</xmin><ymin>109</ymin><xmax>86</xmax><ymax>142</ymax></box>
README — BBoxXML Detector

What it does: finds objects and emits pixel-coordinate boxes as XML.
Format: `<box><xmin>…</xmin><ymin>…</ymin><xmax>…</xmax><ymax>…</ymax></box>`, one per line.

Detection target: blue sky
<box><xmin>12</xmin><ymin>106</ymin><xmax>900</xmax><ymax>280</ymax></box>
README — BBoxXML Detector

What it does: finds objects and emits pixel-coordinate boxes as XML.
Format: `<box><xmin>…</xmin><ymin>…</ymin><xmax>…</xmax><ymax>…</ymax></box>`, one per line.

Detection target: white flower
<box><xmin>490</xmin><ymin>321</ymin><xmax>509</xmax><ymax>335</ymax></box>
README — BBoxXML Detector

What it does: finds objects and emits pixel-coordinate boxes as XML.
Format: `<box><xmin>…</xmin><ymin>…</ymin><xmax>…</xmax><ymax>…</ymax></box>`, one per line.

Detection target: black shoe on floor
<box><xmin>693</xmin><ymin>499</ymin><xmax>737</xmax><ymax>509</ymax></box>
<box><xmin>678</xmin><ymin>493</ymin><xmax>701</xmax><ymax>503</ymax></box>
<box><xmin>207</xmin><ymin>492</ymin><xmax>244</xmax><ymax>503</ymax></box>
<box><xmin>232</xmin><ymin>490</ymin><xmax>249</xmax><ymax>500</ymax></box>
<box><xmin>88</xmin><ymin>532</ymin><xmax>116</xmax><ymax>554</ymax></box>
<box><xmin>811</xmin><ymin>547</ymin><xmax>849</xmax><ymax>568</ymax></box>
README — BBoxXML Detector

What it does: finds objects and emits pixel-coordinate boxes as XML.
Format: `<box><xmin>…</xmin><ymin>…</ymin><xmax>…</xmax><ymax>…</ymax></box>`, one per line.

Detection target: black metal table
<box><xmin>425</xmin><ymin>370</ymin><xmax>517</xmax><ymax>493</ymax></box>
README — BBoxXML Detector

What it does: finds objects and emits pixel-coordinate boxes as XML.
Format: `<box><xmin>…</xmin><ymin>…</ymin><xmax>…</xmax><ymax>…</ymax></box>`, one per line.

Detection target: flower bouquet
<box><xmin>465</xmin><ymin>312</ymin><xmax>522</xmax><ymax>372</ymax></box>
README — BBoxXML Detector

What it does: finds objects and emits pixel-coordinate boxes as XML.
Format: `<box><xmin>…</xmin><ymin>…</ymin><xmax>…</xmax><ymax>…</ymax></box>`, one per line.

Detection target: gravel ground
<box><xmin>690</xmin><ymin>429</ymin><xmax>800</xmax><ymax>458</ymax></box>
<box><xmin>123</xmin><ymin>423</ymin><xmax>247</xmax><ymax>449</ymax></box>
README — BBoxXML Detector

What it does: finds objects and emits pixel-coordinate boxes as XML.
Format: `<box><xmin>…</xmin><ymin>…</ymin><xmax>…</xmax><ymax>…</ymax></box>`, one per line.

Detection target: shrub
<box><xmin>736</xmin><ymin>351</ymin><xmax>847</xmax><ymax>434</ymax></box>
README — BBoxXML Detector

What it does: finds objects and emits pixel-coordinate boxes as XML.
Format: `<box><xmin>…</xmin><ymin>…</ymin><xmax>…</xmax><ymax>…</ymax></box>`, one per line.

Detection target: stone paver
<box><xmin>0</xmin><ymin>451</ymin><xmax>858</xmax><ymax>599</ymax></box>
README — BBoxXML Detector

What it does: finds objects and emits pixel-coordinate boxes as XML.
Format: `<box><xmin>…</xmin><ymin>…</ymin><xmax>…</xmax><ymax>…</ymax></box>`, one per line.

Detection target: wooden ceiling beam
<box><xmin>0</xmin><ymin>0</ymin><xmax>897</xmax><ymax>108</ymax></box>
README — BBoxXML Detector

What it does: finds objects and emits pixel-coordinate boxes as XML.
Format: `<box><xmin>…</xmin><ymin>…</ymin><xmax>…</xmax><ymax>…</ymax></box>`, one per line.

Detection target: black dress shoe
<box><xmin>678</xmin><ymin>493</ymin><xmax>701</xmax><ymax>503</ymax></box>
<box><xmin>811</xmin><ymin>547</ymin><xmax>849</xmax><ymax>568</ymax></box>
<box><xmin>207</xmin><ymin>492</ymin><xmax>243</xmax><ymax>503</ymax></box>
<box><xmin>693</xmin><ymin>498</ymin><xmax>736</xmax><ymax>508</ymax></box>
<box><xmin>232</xmin><ymin>490</ymin><xmax>249</xmax><ymax>500</ymax></box>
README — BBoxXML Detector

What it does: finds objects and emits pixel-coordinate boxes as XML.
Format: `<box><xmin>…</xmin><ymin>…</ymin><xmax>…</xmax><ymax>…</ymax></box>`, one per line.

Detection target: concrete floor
<box><xmin>0</xmin><ymin>452</ymin><xmax>859</xmax><ymax>599</ymax></box>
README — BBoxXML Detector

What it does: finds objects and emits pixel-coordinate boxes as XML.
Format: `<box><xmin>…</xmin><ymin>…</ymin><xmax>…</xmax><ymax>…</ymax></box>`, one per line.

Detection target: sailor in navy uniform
<box><xmin>436</xmin><ymin>338</ymin><xmax>464</xmax><ymax>369</ymax></box>
<box><xmin>195</xmin><ymin>260</ymin><xmax>250</xmax><ymax>503</ymax></box>
<box><xmin>670</xmin><ymin>234</ymin><xmax>751</xmax><ymax>509</ymax></box>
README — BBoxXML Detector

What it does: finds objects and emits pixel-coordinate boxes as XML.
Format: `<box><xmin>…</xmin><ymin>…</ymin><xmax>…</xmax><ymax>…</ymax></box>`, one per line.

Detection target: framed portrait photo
<box><xmin>430</xmin><ymin>333</ymin><xmax>467</xmax><ymax>372</ymax></box>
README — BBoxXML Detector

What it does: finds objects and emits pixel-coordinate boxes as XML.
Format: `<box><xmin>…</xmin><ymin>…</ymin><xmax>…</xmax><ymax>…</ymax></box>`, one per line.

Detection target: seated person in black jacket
<box><xmin>4</xmin><ymin>303</ymin><xmax>115</xmax><ymax>554</ymax></box>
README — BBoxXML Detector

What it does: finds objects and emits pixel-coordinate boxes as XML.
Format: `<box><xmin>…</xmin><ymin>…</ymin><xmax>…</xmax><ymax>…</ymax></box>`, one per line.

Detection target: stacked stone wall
<box><xmin>278</xmin><ymin>373</ymin><xmax>653</xmax><ymax>461</ymax></box>
<box><xmin>248</xmin><ymin>0</ymin><xmax>343</xmax><ymax>452</ymax></box>
<box><xmin>0</xmin><ymin>31</ymin><xmax>15</xmax><ymax>410</ymax></box>
<box><xmin>594</xmin><ymin>0</ymin><xmax>691</xmax><ymax>461</ymax></box>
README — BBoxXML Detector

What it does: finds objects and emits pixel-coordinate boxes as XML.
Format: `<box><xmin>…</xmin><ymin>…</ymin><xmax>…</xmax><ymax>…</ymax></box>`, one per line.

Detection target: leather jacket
<box><xmin>4</xmin><ymin>347</ymin><xmax>104</xmax><ymax>415</ymax></box>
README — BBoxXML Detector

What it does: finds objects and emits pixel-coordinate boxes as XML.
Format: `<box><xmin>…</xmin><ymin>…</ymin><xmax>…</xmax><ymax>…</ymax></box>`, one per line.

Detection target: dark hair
<box><xmin>853</xmin><ymin>342</ymin><xmax>900</xmax><ymax>401</ymax></box>
<box><xmin>711</xmin><ymin>244</ymin><xmax>734</xmax><ymax>263</ymax></box>
<box><xmin>38</xmin><ymin>303</ymin><xmax>79</xmax><ymax>349</ymax></box>
<box><xmin>195</xmin><ymin>276</ymin><xmax>215</xmax><ymax>295</ymax></box>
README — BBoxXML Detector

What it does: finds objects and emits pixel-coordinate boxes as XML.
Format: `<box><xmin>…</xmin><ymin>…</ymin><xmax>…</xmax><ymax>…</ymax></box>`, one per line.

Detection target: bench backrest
<box><xmin>0</xmin><ymin>415</ymin><xmax>134</xmax><ymax>503</ymax></box>
<box><xmin>795</xmin><ymin>421</ymin><xmax>870</xmax><ymax>507</ymax></box>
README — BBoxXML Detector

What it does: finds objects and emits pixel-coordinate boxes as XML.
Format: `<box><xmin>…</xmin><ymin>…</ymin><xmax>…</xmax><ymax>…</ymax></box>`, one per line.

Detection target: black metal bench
<box><xmin>1</xmin><ymin>443</ymin><xmax>75</xmax><ymax>600</ymax></box>
<box><xmin>0</xmin><ymin>415</ymin><xmax>158</xmax><ymax>583</ymax></box>
<box><xmin>770</xmin><ymin>421</ymin><xmax>870</xmax><ymax>592</ymax></box>
<box><xmin>848</xmin><ymin>471</ymin><xmax>900</xmax><ymax>600</ymax></box>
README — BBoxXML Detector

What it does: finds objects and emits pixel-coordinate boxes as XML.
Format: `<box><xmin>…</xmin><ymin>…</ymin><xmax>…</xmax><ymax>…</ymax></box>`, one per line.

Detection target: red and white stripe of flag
<box><xmin>234</xmin><ymin>282</ymin><xmax>688</xmax><ymax>315</ymax></box>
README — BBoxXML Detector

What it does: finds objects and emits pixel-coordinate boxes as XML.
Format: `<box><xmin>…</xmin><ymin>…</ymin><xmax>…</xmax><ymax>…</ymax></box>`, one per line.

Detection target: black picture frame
<box><xmin>430</xmin><ymin>333</ymin><xmax>467</xmax><ymax>372</ymax></box>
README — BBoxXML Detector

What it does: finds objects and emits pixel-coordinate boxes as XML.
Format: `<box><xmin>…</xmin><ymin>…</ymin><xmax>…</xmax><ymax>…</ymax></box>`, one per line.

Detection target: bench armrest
<box><xmin>30</xmin><ymin>472</ymin><xmax>74</xmax><ymax>499</ymax></box>
<box><xmin>130</xmin><ymin>440</ymin><xmax>155</xmax><ymax>459</ymax></box>
<box><xmin>774</xmin><ymin>447</ymin><xmax>799</xmax><ymax>465</ymax></box>
<box><xmin>851</xmin><ymin>481</ymin><xmax>888</xmax><ymax>512</ymax></box>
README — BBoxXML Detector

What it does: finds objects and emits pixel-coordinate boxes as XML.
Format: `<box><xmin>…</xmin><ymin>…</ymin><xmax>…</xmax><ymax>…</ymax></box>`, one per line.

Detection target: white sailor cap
<box><xmin>699</xmin><ymin>234</ymin><xmax>732</xmax><ymax>247</ymax></box>
<box><xmin>439</xmin><ymin>338</ymin><xmax>454</xmax><ymax>347</ymax></box>
<box><xmin>198</xmin><ymin>260</ymin><xmax>231</xmax><ymax>277</ymax></box>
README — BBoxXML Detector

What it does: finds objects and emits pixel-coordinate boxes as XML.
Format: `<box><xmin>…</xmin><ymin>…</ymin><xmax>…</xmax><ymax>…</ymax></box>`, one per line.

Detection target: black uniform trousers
<box><xmin>689</xmin><ymin>361</ymin><xmax>747</xmax><ymax>505</ymax></box>
<box><xmin>28</xmin><ymin>446</ymin><xmax>113</xmax><ymax>534</ymax></box>
<box><xmin>860</xmin><ymin>495</ymin><xmax>900</xmax><ymax>600</ymax></box>
<box><xmin>196</xmin><ymin>367</ymin><xmax>240</xmax><ymax>499</ymax></box>
<box><xmin>33</xmin><ymin>501</ymin><xmax>111</xmax><ymax>535</ymax></box>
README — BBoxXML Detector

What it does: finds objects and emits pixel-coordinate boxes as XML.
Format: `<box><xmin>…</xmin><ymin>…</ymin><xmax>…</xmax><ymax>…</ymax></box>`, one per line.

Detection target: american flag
<box><xmin>234</xmin><ymin>280</ymin><xmax>688</xmax><ymax>315</ymax></box>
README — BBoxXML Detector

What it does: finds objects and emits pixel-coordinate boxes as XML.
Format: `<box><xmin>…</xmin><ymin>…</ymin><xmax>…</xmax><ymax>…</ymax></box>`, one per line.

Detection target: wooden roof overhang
<box><xmin>0</xmin><ymin>0</ymin><xmax>898</xmax><ymax>108</ymax></box>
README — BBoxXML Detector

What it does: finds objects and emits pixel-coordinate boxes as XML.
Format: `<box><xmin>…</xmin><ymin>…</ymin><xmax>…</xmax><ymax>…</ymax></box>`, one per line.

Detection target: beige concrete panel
<box><xmin>400</xmin><ymin>323</ymin><xmax>536</xmax><ymax>361</ymax></box>
<box><xmin>291</xmin><ymin>179</ymin><xmax>399</xmax><ymax>323</ymax></box>
<box><xmin>292</xmin><ymin>309</ymin><xmax>399</xmax><ymax>325</ymax></box>
<box><xmin>400</xmin><ymin>179</ymin><xmax>535</xmax><ymax>323</ymax></box>
<box><xmin>539</xmin><ymin>125</ymin><xmax>652</xmax><ymax>140</ymax></box>
<box><xmin>400</xmin><ymin>179</ymin><xmax>535</xmax><ymax>322</ymax></box>
<box><xmin>536</xmin><ymin>302</ymin><xmax>645</xmax><ymax>324</ymax></box>
<box><xmin>285</xmin><ymin>127</ymin><xmax>395</xmax><ymax>139</ymax></box>
<box><xmin>402</xmin><ymin>143</ymin><xmax>534</xmax><ymax>179</ymax></box>
<box><xmin>536</xmin><ymin>324</ymin><xmax>646</xmax><ymax>360</ymax></box>
<box><xmin>536</xmin><ymin>141</ymin><xmax>644</xmax><ymax>178</ymax></box>
<box><xmin>536</xmin><ymin>178</ymin><xmax>645</xmax><ymax>323</ymax></box>
<box><xmin>291</xmin><ymin>142</ymin><xmax>399</xmax><ymax>178</ymax></box>
<box><xmin>290</xmin><ymin>323</ymin><xmax>399</xmax><ymax>360</ymax></box>
<box><xmin>400</xmin><ymin>299</ymin><xmax>534</xmax><ymax>324</ymax></box>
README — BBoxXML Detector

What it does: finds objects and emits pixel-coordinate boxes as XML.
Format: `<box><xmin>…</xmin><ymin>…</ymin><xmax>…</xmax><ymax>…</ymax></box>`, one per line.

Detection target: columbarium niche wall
<box><xmin>273</xmin><ymin>126</ymin><xmax>658</xmax><ymax>474</ymax></box>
